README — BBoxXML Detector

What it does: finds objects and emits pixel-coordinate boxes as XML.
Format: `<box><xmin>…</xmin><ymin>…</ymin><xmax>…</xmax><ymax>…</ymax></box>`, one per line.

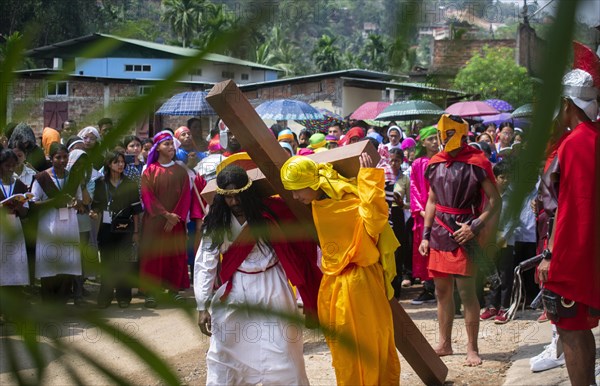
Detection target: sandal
<box><xmin>173</xmin><ymin>293</ymin><xmax>185</xmax><ymax>303</ymax></box>
<box><xmin>144</xmin><ymin>297</ymin><xmax>157</xmax><ymax>308</ymax></box>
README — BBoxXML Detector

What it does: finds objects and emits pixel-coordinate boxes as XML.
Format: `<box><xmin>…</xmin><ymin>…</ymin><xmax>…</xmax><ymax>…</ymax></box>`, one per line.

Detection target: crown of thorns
<box><xmin>215</xmin><ymin>179</ymin><xmax>253</xmax><ymax>196</ymax></box>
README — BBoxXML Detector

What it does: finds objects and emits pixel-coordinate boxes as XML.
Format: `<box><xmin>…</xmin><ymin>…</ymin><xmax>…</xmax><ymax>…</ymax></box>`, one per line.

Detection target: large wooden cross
<box><xmin>205</xmin><ymin>80</ymin><xmax>448</xmax><ymax>385</ymax></box>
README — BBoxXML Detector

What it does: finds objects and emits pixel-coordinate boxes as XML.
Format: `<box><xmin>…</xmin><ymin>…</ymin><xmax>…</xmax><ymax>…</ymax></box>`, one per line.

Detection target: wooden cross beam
<box><xmin>205</xmin><ymin>80</ymin><xmax>448</xmax><ymax>386</ymax></box>
<box><xmin>201</xmin><ymin>141</ymin><xmax>380</xmax><ymax>205</ymax></box>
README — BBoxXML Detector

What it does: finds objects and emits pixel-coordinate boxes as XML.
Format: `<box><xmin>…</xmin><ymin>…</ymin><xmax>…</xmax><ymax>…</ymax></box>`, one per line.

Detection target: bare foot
<box><xmin>465</xmin><ymin>350</ymin><xmax>482</xmax><ymax>366</ymax></box>
<box><xmin>434</xmin><ymin>343</ymin><xmax>453</xmax><ymax>357</ymax></box>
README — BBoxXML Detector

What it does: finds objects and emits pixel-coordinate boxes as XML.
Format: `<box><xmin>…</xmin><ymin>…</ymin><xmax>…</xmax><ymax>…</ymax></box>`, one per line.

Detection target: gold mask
<box><xmin>437</xmin><ymin>114</ymin><xmax>468</xmax><ymax>152</ymax></box>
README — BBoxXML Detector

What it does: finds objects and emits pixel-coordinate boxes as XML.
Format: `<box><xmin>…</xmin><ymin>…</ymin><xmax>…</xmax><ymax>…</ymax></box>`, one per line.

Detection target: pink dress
<box><xmin>141</xmin><ymin>162</ymin><xmax>191</xmax><ymax>290</ymax></box>
<box><xmin>409</xmin><ymin>156</ymin><xmax>431</xmax><ymax>280</ymax></box>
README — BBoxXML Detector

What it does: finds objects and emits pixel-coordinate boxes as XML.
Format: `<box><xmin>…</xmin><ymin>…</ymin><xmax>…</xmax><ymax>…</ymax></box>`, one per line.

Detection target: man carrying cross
<box><xmin>194</xmin><ymin>161</ymin><xmax>321</xmax><ymax>385</ymax></box>
<box><xmin>281</xmin><ymin>152</ymin><xmax>401</xmax><ymax>385</ymax></box>
<box><xmin>203</xmin><ymin>79</ymin><xmax>448</xmax><ymax>385</ymax></box>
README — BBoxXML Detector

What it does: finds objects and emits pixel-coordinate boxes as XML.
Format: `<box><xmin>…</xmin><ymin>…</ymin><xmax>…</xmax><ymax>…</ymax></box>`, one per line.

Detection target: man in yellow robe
<box><xmin>281</xmin><ymin>152</ymin><xmax>401</xmax><ymax>385</ymax></box>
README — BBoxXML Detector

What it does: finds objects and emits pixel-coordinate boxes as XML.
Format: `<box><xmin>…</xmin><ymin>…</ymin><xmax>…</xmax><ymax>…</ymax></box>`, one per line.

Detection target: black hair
<box><xmin>62</xmin><ymin>119</ymin><xmax>76</xmax><ymax>129</ymax></box>
<box><xmin>269</xmin><ymin>123</ymin><xmax>284</xmax><ymax>137</ymax></box>
<box><xmin>0</xmin><ymin>148</ymin><xmax>18</xmax><ymax>165</ymax></box>
<box><xmin>473</xmin><ymin>123</ymin><xmax>486</xmax><ymax>134</ymax></box>
<box><xmin>299</xmin><ymin>128</ymin><xmax>312</xmax><ymax>138</ymax></box>
<box><xmin>448</xmin><ymin>115</ymin><xmax>466</xmax><ymax>124</ymax></box>
<box><xmin>208</xmin><ymin>126</ymin><xmax>219</xmax><ymax>139</ymax></box>
<box><xmin>97</xmin><ymin>118</ymin><xmax>113</xmax><ymax>127</ymax></box>
<box><xmin>187</xmin><ymin>118</ymin><xmax>201</xmax><ymax>128</ymax></box>
<box><xmin>102</xmin><ymin>150</ymin><xmax>125</xmax><ymax>179</ymax></box>
<box><xmin>49</xmin><ymin>143</ymin><xmax>68</xmax><ymax>158</ymax></box>
<box><xmin>201</xmin><ymin>165</ymin><xmax>277</xmax><ymax>254</ymax></box>
<box><xmin>122</xmin><ymin>135</ymin><xmax>142</xmax><ymax>149</ymax></box>
<box><xmin>477</xmin><ymin>141</ymin><xmax>493</xmax><ymax>156</ymax></box>
<box><xmin>389</xmin><ymin>147</ymin><xmax>404</xmax><ymax>162</ymax></box>
<box><xmin>163</xmin><ymin>128</ymin><xmax>174</xmax><ymax>135</ymax></box>
<box><xmin>66</xmin><ymin>135</ymin><xmax>83</xmax><ymax>150</ymax></box>
<box><xmin>365</xmin><ymin>137</ymin><xmax>380</xmax><ymax>150</ymax></box>
<box><xmin>141</xmin><ymin>138</ymin><xmax>153</xmax><ymax>146</ymax></box>
<box><xmin>499</xmin><ymin>121</ymin><xmax>514</xmax><ymax>130</ymax></box>
<box><xmin>493</xmin><ymin>160</ymin><xmax>511</xmax><ymax>178</ymax></box>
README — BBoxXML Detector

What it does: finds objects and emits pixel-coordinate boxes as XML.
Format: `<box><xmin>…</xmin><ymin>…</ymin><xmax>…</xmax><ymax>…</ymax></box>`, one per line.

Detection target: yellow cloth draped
<box><xmin>283</xmin><ymin>162</ymin><xmax>400</xmax><ymax>385</ymax></box>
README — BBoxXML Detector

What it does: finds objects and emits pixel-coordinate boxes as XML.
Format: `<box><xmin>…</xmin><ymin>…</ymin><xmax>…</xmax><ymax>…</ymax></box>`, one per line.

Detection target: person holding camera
<box><xmin>91</xmin><ymin>151</ymin><xmax>142</xmax><ymax>308</ymax></box>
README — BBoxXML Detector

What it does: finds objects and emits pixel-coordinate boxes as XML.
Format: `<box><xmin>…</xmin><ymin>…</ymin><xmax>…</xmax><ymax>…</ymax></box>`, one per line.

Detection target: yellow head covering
<box><xmin>280</xmin><ymin>156</ymin><xmax>358</xmax><ymax>200</ymax></box>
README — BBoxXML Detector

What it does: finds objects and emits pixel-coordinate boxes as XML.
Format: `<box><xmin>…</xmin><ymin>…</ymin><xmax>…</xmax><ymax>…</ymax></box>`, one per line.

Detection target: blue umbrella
<box><xmin>255</xmin><ymin>99</ymin><xmax>324</xmax><ymax>121</ymax></box>
<box><xmin>156</xmin><ymin>91</ymin><xmax>216</xmax><ymax>116</ymax></box>
<box><xmin>485</xmin><ymin>99</ymin><xmax>513</xmax><ymax>113</ymax></box>
<box><xmin>297</xmin><ymin>107</ymin><xmax>343</xmax><ymax>132</ymax></box>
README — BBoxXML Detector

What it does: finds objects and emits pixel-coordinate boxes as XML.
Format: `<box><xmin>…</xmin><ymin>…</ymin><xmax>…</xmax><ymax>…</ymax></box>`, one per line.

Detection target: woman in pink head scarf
<box><xmin>140</xmin><ymin>131</ymin><xmax>192</xmax><ymax>308</ymax></box>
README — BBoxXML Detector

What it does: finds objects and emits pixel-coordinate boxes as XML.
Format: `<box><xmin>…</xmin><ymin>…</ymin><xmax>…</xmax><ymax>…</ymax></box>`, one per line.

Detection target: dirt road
<box><xmin>1</xmin><ymin>285</ymin><xmax>531</xmax><ymax>385</ymax></box>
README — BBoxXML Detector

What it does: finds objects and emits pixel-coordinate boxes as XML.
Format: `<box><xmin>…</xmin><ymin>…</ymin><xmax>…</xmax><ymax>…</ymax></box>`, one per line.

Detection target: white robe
<box><xmin>0</xmin><ymin>207</ymin><xmax>29</xmax><ymax>286</ymax></box>
<box><xmin>194</xmin><ymin>216</ymin><xmax>309</xmax><ymax>386</ymax></box>
<box><xmin>31</xmin><ymin>178</ymin><xmax>82</xmax><ymax>278</ymax></box>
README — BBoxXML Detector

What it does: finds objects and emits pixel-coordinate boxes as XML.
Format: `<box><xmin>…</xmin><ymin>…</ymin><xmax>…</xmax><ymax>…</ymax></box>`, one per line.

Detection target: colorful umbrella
<box><xmin>375</xmin><ymin>100</ymin><xmax>445</xmax><ymax>121</ymax></box>
<box><xmin>482</xmin><ymin>113</ymin><xmax>529</xmax><ymax>128</ymax></box>
<box><xmin>485</xmin><ymin>99</ymin><xmax>513</xmax><ymax>113</ymax></box>
<box><xmin>297</xmin><ymin>107</ymin><xmax>343</xmax><ymax>131</ymax></box>
<box><xmin>156</xmin><ymin>91</ymin><xmax>216</xmax><ymax>116</ymax></box>
<box><xmin>255</xmin><ymin>99</ymin><xmax>324</xmax><ymax>121</ymax></box>
<box><xmin>511</xmin><ymin>103</ymin><xmax>534</xmax><ymax>118</ymax></box>
<box><xmin>349</xmin><ymin>101</ymin><xmax>391</xmax><ymax>120</ymax></box>
<box><xmin>445</xmin><ymin>101</ymin><xmax>500</xmax><ymax>118</ymax></box>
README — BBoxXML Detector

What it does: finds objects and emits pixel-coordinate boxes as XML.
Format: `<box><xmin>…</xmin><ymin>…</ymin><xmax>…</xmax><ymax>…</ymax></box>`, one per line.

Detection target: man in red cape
<box><xmin>419</xmin><ymin>114</ymin><xmax>501</xmax><ymax>366</ymax></box>
<box><xmin>537</xmin><ymin>41</ymin><xmax>600</xmax><ymax>385</ymax></box>
<box><xmin>194</xmin><ymin>163</ymin><xmax>321</xmax><ymax>385</ymax></box>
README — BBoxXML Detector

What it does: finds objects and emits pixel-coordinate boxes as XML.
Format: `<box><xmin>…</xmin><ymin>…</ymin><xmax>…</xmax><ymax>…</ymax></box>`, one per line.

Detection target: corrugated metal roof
<box><xmin>238</xmin><ymin>69</ymin><xmax>407</xmax><ymax>89</ymax></box>
<box><xmin>26</xmin><ymin>33</ymin><xmax>282</xmax><ymax>72</ymax></box>
<box><xmin>396</xmin><ymin>82</ymin><xmax>465</xmax><ymax>94</ymax></box>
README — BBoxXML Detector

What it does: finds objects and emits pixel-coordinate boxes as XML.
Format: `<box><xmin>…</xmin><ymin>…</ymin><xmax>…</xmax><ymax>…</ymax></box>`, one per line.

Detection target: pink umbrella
<box><xmin>350</xmin><ymin>101</ymin><xmax>391</xmax><ymax>120</ymax></box>
<box><xmin>446</xmin><ymin>101</ymin><xmax>500</xmax><ymax>118</ymax></box>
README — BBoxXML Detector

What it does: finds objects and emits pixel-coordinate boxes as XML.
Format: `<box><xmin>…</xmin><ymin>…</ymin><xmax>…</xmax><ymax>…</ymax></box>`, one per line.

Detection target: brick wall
<box><xmin>242</xmin><ymin>78</ymin><xmax>342</xmax><ymax>109</ymax></box>
<box><xmin>431</xmin><ymin>39</ymin><xmax>516</xmax><ymax>75</ymax></box>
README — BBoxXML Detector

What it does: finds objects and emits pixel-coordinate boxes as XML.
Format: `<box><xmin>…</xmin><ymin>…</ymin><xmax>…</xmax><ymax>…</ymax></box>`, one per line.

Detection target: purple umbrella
<box><xmin>485</xmin><ymin>99</ymin><xmax>513</xmax><ymax>113</ymax></box>
<box><xmin>482</xmin><ymin>113</ymin><xmax>530</xmax><ymax>128</ymax></box>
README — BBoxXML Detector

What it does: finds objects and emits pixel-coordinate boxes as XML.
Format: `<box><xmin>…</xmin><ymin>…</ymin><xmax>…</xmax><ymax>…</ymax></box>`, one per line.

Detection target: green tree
<box><xmin>360</xmin><ymin>34</ymin><xmax>388</xmax><ymax>71</ymax></box>
<box><xmin>311</xmin><ymin>34</ymin><xmax>341</xmax><ymax>72</ymax></box>
<box><xmin>161</xmin><ymin>0</ymin><xmax>205</xmax><ymax>48</ymax></box>
<box><xmin>454</xmin><ymin>45</ymin><xmax>535</xmax><ymax>106</ymax></box>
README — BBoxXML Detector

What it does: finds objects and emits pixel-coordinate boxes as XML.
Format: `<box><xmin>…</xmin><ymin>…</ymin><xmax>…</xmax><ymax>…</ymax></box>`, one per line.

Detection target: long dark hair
<box><xmin>102</xmin><ymin>150</ymin><xmax>125</xmax><ymax>180</ymax></box>
<box><xmin>201</xmin><ymin>165</ymin><xmax>276</xmax><ymax>254</ymax></box>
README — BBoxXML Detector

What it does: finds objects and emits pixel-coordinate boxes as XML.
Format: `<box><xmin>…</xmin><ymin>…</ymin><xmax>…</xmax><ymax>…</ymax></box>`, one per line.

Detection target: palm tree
<box><xmin>161</xmin><ymin>0</ymin><xmax>200</xmax><ymax>48</ymax></box>
<box><xmin>362</xmin><ymin>34</ymin><xmax>388</xmax><ymax>71</ymax></box>
<box><xmin>254</xmin><ymin>42</ymin><xmax>275</xmax><ymax>66</ymax></box>
<box><xmin>311</xmin><ymin>34</ymin><xmax>341</xmax><ymax>72</ymax></box>
<box><xmin>194</xmin><ymin>3</ymin><xmax>233</xmax><ymax>50</ymax></box>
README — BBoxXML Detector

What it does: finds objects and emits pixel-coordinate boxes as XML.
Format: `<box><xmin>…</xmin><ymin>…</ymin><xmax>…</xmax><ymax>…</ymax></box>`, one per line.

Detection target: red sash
<box><xmin>218</xmin><ymin>198</ymin><xmax>322</xmax><ymax>320</ymax></box>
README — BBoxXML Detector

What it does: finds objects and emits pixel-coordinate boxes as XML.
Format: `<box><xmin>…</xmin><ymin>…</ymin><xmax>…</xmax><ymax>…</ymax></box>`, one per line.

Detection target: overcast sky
<box><xmin>498</xmin><ymin>0</ymin><xmax>600</xmax><ymax>26</ymax></box>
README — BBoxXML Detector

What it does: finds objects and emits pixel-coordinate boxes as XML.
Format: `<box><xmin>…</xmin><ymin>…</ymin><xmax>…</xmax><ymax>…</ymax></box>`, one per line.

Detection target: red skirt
<box><xmin>428</xmin><ymin>247</ymin><xmax>475</xmax><ymax>278</ymax></box>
